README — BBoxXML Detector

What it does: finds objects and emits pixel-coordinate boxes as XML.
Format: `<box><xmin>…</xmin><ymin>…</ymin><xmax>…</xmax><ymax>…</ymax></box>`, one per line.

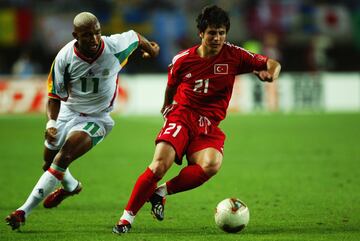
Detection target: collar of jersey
<box><xmin>74</xmin><ymin>39</ymin><xmax>105</xmax><ymax>64</ymax></box>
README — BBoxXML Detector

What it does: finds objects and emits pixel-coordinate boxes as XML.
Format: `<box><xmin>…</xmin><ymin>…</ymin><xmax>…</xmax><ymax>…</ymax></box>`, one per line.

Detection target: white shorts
<box><xmin>45</xmin><ymin>105</ymin><xmax>115</xmax><ymax>151</ymax></box>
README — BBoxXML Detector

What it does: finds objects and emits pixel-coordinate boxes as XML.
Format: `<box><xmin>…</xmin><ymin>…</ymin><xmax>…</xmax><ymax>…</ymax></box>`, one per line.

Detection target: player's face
<box><xmin>200</xmin><ymin>25</ymin><xmax>227</xmax><ymax>56</ymax></box>
<box><xmin>74</xmin><ymin>22</ymin><xmax>101</xmax><ymax>57</ymax></box>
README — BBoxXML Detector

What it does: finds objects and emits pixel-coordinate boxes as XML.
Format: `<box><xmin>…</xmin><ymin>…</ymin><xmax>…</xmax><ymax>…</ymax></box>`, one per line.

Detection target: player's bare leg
<box><xmin>189</xmin><ymin>147</ymin><xmax>223</xmax><ymax>177</ymax></box>
<box><xmin>43</xmin><ymin>148</ymin><xmax>58</xmax><ymax>171</ymax></box>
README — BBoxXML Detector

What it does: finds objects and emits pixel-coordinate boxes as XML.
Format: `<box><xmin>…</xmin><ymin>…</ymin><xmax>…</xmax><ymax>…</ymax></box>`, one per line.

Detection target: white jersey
<box><xmin>47</xmin><ymin>30</ymin><xmax>139</xmax><ymax>114</ymax></box>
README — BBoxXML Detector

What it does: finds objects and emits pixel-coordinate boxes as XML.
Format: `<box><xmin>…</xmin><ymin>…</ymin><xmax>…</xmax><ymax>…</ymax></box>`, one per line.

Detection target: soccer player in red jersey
<box><xmin>113</xmin><ymin>5</ymin><xmax>281</xmax><ymax>234</ymax></box>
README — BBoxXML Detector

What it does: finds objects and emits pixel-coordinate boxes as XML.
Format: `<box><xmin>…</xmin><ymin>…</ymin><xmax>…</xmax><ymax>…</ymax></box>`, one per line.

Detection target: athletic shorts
<box><xmin>156</xmin><ymin>104</ymin><xmax>225</xmax><ymax>165</ymax></box>
<box><xmin>45</xmin><ymin>105</ymin><xmax>114</xmax><ymax>151</ymax></box>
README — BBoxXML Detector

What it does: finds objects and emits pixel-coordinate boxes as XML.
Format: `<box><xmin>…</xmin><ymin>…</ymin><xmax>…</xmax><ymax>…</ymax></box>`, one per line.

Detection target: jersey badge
<box><xmin>214</xmin><ymin>64</ymin><xmax>228</xmax><ymax>74</ymax></box>
<box><xmin>102</xmin><ymin>69</ymin><xmax>110</xmax><ymax>76</ymax></box>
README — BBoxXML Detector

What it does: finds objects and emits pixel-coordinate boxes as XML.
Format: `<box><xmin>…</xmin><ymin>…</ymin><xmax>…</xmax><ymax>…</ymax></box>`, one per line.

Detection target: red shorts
<box><xmin>155</xmin><ymin>105</ymin><xmax>225</xmax><ymax>165</ymax></box>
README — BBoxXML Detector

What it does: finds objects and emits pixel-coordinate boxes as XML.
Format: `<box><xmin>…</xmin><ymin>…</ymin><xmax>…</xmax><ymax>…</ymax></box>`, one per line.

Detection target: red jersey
<box><xmin>168</xmin><ymin>42</ymin><xmax>268</xmax><ymax>124</ymax></box>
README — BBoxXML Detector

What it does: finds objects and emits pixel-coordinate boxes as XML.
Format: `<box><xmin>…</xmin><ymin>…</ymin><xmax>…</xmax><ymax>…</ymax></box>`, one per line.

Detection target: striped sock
<box><xmin>48</xmin><ymin>163</ymin><xmax>66</xmax><ymax>180</ymax></box>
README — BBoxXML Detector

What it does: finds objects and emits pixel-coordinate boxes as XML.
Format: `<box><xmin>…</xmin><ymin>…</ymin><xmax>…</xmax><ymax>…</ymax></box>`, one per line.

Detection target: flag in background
<box><xmin>0</xmin><ymin>8</ymin><xmax>32</xmax><ymax>46</ymax></box>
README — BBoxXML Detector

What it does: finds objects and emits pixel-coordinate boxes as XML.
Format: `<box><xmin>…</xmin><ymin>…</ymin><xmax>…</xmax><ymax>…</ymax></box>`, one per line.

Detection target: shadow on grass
<box><xmin>3</xmin><ymin>224</ymin><xmax>359</xmax><ymax>241</ymax></box>
<box><xmin>5</xmin><ymin>225</ymin><xmax>218</xmax><ymax>236</ymax></box>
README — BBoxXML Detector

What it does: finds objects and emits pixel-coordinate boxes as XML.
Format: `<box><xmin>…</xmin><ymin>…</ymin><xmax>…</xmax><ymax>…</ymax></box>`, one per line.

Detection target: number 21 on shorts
<box><xmin>163</xmin><ymin>123</ymin><xmax>182</xmax><ymax>137</ymax></box>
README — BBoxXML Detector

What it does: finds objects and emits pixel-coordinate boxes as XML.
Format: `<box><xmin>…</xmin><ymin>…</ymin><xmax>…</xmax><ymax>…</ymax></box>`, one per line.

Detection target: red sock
<box><xmin>166</xmin><ymin>164</ymin><xmax>210</xmax><ymax>195</ymax></box>
<box><xmin>125</xmin><ymin>167</ymin><xmax>161</xmax><ymax>215</ymax></box>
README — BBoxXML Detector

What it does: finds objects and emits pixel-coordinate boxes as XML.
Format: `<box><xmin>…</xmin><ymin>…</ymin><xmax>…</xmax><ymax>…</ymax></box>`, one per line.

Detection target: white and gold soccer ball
<box><xmin>214</xmin><ymin>198</ymin><xmax>250</xmax><ymax>233</ymax></box>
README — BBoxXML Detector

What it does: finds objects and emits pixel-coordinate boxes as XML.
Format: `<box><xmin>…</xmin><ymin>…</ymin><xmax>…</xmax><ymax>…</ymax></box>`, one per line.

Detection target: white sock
<box><xmin>62</xmin><ymin>169</ymin><xmax>78</xmax><ymax>192</ymax></box>
<box><xmin>155</xmin><ymin>183</ymin><xmax>168</xmax><ymax>197</ymax></box>
<box><xmin>120</xmin><ymin>210</ymin><xmax>135</xmax><ymax>224</ymax></box>
<box><xmin>18</xmin><ymin>171</ymin><xmax>61</xmax><ymax>217</ymax></box>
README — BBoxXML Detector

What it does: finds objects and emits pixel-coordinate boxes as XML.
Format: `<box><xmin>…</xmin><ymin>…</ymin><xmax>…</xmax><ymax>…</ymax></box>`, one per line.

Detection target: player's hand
<box><xmin>45</xmin><ymin>127</ymin><xmax>57</xmax><ymax>145</ymax></box>
<box><xmin>142</xmin><ymin>42</ymin><xmax>160</xmax><ymax>58</ymax></box>
<box><xmin>253</xmin><ymin>70</ymin><xmax>274</xmax><ymax>82</ymax></box>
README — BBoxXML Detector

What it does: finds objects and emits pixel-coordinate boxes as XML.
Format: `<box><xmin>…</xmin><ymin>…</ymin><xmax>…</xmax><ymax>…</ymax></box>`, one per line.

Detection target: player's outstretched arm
<box><xmin>253</xmin><ymin>58</ymin><xmax>281</xmax><ymax>82</ymax></box>
<box><xmin>137</xmin><ymin>33</ymin><xmax>160</xmax><ymax>58</ymax></box>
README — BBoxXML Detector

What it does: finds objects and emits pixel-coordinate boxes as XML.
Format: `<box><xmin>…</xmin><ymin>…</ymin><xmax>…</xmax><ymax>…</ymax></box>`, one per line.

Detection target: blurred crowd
<box><xmin>0</xmin><ymin>0</ymin><xmax>359</xmax><ymax>76</ymax></box>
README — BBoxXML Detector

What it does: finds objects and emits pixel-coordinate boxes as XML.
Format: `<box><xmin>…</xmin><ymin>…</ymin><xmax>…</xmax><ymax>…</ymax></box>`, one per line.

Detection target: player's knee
<box><xmin>149</xmin><ymin>162</ymin><xmax>167</xmax><ymax>177</ymax></box>
<box><xmin>201</xmin><ymin>159</ymin><xmax>222</xmax><ymax>177</ymax></box>
<box><xmin>149</xmin><ymin>157</ymin><xmax>172</xmax><ymax>177</ymax></box>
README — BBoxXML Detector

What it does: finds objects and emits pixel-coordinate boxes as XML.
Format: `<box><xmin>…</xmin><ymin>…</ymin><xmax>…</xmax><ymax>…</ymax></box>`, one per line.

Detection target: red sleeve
<box><xmin>252</xmin><ymin>53</ymin><xmax>268</xmax><ymax>70</ymax></box>
<box><xmin>167</xmin><ymin>48</ymin><xmax>192</xmax><ymax>88</ymax></box>
<box><xmin>237</xmin><ymin>48</ymin><xmax>268</xmax><ymax>74</ymax></box>
<box><xmin>167</xmin><ymin>63</ymin><xmax>180</xmax><ymax>88</ymax></box>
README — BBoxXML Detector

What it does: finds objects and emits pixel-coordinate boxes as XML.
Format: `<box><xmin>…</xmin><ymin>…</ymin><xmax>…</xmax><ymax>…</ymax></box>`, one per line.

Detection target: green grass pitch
<box><xmin>0</xmin><ymin>113</ymin><xmax>359</xmax><ymax>241</ymax></box>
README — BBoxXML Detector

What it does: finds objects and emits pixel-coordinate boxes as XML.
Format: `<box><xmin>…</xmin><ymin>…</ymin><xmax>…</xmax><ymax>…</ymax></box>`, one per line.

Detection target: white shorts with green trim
<box><xmin>45</xmin><ymin>105</ymin><xmax>115</xmax><ymax>151</ymax></box>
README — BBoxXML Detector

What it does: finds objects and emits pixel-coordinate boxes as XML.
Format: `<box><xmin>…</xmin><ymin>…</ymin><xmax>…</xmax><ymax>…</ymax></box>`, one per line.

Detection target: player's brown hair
<box><xmin>196</xmin><ymin>5</ymin><xmax>230</xmax><ymax>33</ymax></box>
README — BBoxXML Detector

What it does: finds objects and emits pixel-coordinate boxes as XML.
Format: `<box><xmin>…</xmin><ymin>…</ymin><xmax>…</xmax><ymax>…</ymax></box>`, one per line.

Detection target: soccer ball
<box><xmin>214</xmin><ymin>198</ymin><xmax>250</xmax><ymax>233</ymax></box>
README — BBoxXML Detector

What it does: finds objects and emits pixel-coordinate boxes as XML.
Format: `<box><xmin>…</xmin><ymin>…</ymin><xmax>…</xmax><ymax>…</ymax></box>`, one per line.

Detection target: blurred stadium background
<box><xmin>0</xmin><ymin>0</ymin><xmax>359</xmax><ymax>114</ymax></box>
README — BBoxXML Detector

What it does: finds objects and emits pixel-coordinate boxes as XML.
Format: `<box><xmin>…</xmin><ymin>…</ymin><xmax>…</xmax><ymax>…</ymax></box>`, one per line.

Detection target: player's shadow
<box><xmin>118</xmin><ymin>226</ymin><xmax>228</xmax><ymax>235</ymax></box>
<box><xmin>106</xmin><ymin>224</ymin><xmax>360</xmax><ymax>236</ymax></box>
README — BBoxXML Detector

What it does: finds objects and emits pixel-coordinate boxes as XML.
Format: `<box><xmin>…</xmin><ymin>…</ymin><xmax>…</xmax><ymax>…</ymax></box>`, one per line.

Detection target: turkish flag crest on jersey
<box><xmin>214</xmin><ymin>64</ymin><xmax>228</xmax><ymax>74</ymax></box>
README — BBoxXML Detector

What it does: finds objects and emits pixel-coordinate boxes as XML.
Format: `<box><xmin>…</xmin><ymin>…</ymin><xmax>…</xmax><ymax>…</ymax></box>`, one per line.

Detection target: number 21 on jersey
<box><xmin>162</xmin><ymin>122</ymin><xmax>182</xmax><ymax>138</ymax></box>
<box><xmin>193</xmin><ymin>79</ymin><xmax>209</xmax><ymax>93</ymax></box>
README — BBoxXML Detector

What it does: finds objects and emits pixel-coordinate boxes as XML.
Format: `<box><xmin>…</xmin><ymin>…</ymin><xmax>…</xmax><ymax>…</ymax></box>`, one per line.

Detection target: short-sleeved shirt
<box><xmin>168</xmin><ymin>42</ymin><xmax>268</xmax><ymax>124</ymax></box>
<box><xmin>47</xmin><ymin>30</ymin><xmax>139</xmax><ymax>114</ymax></box>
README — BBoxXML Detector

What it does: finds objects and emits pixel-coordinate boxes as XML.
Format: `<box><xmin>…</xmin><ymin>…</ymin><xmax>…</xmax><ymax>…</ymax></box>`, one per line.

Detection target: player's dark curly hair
<box><xmin>196</xmin><ymin>5</ymin><xmax>230</xmax><ymax>33</ymax></box>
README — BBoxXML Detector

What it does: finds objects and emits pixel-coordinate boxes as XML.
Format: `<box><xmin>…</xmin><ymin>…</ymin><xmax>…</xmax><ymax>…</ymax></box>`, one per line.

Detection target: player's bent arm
<box><xmin>137</xmin><ymin>33</ymin><xmax>160</xmax><ymax>58</ymax></box>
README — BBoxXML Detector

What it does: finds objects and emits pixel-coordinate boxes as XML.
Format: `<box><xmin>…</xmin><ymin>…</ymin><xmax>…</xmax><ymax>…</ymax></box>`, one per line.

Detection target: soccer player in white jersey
<box><xmin>5</xmin><ymin>12</ymin><xmax>160</xmax><ymax>230</ymax></box>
